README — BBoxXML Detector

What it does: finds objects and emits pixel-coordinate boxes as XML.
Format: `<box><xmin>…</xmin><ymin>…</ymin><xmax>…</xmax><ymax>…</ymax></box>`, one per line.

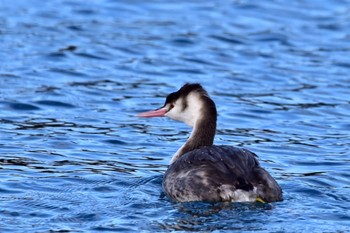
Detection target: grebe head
<box><xmin>138</xmin><ymin>83</ymin><xmax>216</xmax><ymax>127</ymax></box>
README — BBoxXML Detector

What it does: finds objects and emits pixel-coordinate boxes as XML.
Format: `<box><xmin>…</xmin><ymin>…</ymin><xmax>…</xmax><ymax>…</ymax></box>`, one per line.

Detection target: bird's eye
<box><xmin>169</xmin><ymin>103</ymin><xmax>175</xmax><ymax>109</ymax></box>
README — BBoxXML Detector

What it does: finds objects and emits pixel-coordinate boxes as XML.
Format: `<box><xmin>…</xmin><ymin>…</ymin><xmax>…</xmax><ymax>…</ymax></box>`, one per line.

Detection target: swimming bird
<box><xmin>138</xmin><ymin>83</ymin><xmax>282</xmax><ymax>203</ymax></box>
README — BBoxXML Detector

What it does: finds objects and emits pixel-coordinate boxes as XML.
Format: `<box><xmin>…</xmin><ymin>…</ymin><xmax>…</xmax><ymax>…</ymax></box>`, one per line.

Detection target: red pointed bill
<box><xmin>138</xmin><ymin>108</ymin><xmax>167</xmax><ymax>118</ymax></box>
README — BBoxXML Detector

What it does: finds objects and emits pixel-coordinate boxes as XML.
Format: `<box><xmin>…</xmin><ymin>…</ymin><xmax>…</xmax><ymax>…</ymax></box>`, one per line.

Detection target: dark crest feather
<box><xmin>165</xmin><ymin>83</ymin><xmax>207</xmax><ymax>105</ymax></box>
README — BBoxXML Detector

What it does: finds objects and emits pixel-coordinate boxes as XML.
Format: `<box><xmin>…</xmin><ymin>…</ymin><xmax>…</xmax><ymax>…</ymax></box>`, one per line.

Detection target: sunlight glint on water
<box><xmin>0</xmin><ymin>0</ymin><xmax>350</xmax><ymax>232</ymax></box>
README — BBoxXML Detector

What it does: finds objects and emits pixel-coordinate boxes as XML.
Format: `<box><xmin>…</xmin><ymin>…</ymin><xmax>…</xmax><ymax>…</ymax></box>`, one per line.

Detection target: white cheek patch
<box><xmin>165</xmin><ymin>93</ymin><xmax>202</xmax><ymax>127</ymax></box>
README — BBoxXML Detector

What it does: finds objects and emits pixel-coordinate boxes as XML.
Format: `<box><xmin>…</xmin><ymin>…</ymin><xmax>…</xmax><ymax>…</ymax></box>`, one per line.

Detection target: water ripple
<box><xmin>1</xmin><ymin>0</ymin><xmax>350</xmax><ymax>232</ymax></box>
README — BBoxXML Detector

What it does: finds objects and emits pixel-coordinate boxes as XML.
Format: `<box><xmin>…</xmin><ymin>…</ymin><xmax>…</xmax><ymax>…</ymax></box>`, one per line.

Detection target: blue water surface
<box><xmin>1</xmin><ymin>0</ymin><xmax>350</xmax><ymax>232</ymax></box>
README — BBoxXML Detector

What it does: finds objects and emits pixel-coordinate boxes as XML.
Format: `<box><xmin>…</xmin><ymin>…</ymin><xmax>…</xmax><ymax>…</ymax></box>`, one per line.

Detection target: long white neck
<box><xmin>170</xmin><ymin>111</ymin><xmax>216</xmax><ymax>164</ymax></box>
<box><xmin>170</xmin><ymin>124</ymin><xmax>198</xmax><ymax>164</ymax></box>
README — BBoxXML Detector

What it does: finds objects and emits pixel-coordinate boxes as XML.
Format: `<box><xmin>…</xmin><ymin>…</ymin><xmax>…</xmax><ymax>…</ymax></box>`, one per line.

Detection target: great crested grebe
<box><xmin>138</xmin><ymin>83</ymin><xmax>282</xmax><ymax>203</ymax></box>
